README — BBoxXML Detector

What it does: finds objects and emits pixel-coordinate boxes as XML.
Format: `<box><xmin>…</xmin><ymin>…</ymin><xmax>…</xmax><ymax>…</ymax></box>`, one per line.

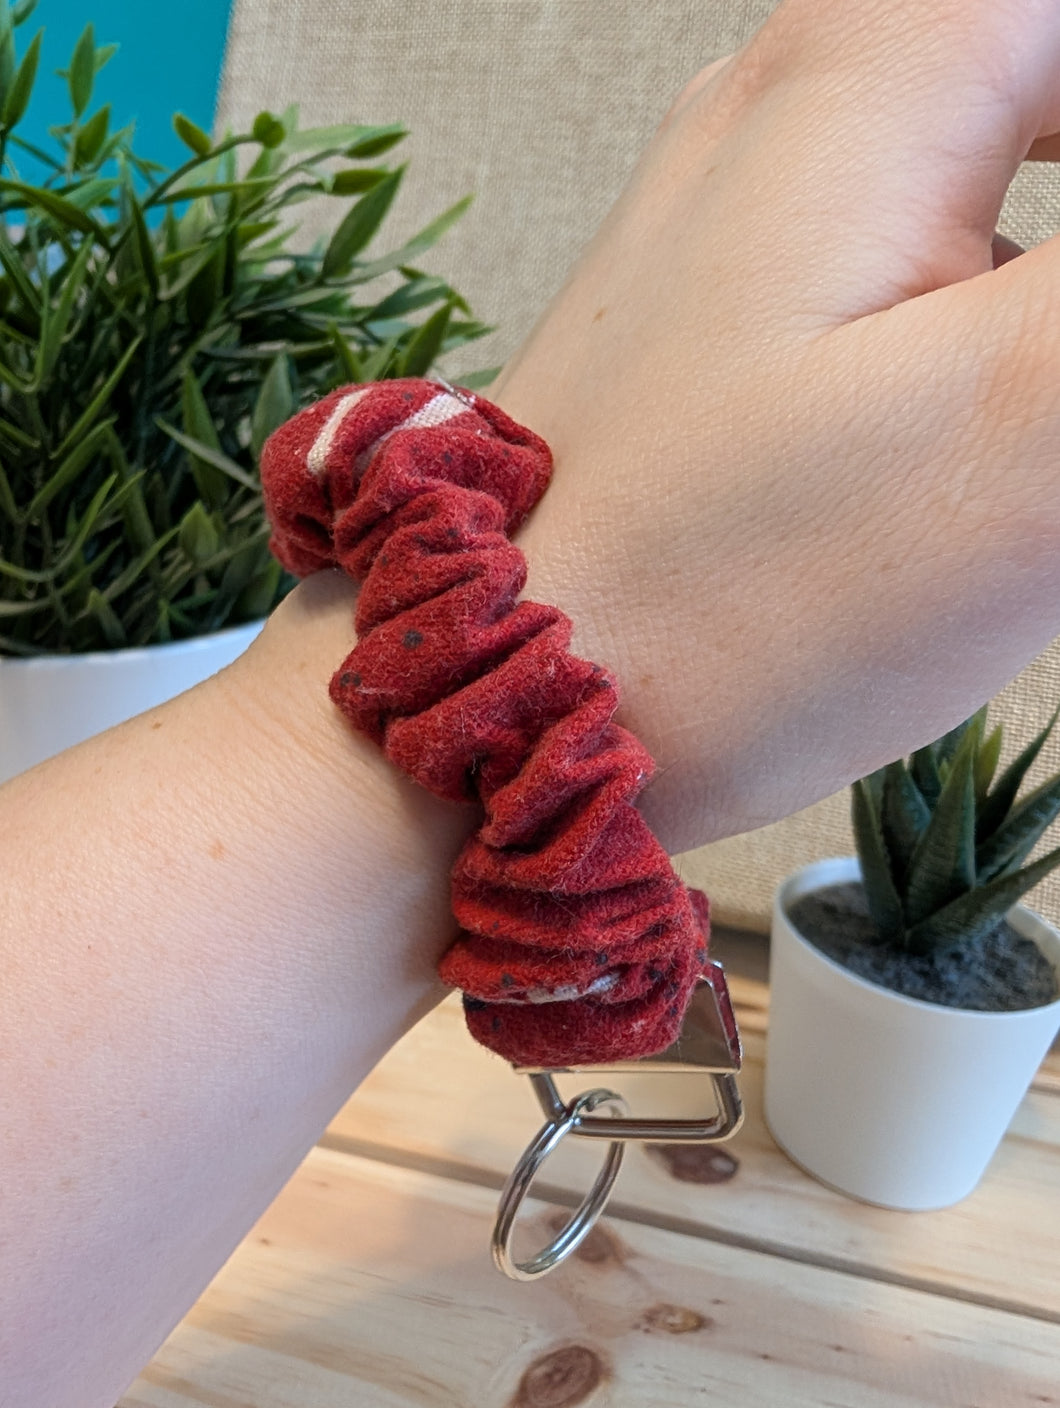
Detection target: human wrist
<box><xmin>220</xmin><ymin>571</ymin><xmax>477</xmax><ymax>1060</ymax></box>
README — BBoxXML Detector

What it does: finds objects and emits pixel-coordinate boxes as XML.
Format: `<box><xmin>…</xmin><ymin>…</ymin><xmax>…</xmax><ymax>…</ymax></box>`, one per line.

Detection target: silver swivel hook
<box><xmin>492</xmin><ymin>961</ymin><xmax>744</xmax><ymax>1280</ymax></box>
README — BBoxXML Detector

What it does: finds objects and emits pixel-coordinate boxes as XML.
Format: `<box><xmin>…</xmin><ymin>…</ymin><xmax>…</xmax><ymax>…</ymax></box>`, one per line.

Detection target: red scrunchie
<box><xmin>261</xmin><ymin>379</ymin><xmax>708</xmax><ymax>1066</ymax></box>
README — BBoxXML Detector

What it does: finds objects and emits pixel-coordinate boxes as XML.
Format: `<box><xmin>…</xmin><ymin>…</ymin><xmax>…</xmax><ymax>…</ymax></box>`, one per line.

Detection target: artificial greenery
<box><xmin>852</xmin><ymin>706</ymin><xmax>1060</xmax><ymax>955</ymax></box>
<box><xmin>0</xmin><ymin>1</ymin><xmax>489</xmax><ymax>655</ymax></box>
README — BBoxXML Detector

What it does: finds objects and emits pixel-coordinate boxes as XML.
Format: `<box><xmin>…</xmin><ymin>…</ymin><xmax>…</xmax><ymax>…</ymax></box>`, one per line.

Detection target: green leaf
<box><xmin>879</xmin><ymin>759</ymin><xmax>931</xmax><ymax>889</ymax></box>
<box><xmin>369</xmin><ymin>274</ymin><xmax>451</xmax><ymax>322</ymax></box>
<box><xmin>0</xmin><ymin>452</ymin><xmax>18</xmax><ymax>521</ymax></box>
<box><xmin>0</xmin><ymin>469</ymin><xmax>118</xmax><ymax>582</ymax></box>
<box><xmin>0</xmin><ymin>345</ymin><xmax>33</xmax><ymax>391</ymax></box>
<box><xmin>0</xmin><ymin>178</ymin><xmax>105</xmax><ymax>237</ymax></box>
<box><xmin>976</xmin><ymin>773</ymin><xmax>1060</xmax><ymax>884</ymax></box>
<box><xmin>0</xmin><ymin>4</ymin><xmax>14</xmax><ymax>100</ymax></box>
<box><xmin>851</xmin><ymin>778</ymin><xmax>905</xmax><ymax>944</ymax></box>
<box><xmin>34</xmin><ymin>237</ymin><xmax>93</xmax><ymax>383</ymax></box>
<box><xmin>52</xmin><ymin>335</ymin><xmax>142</xmax><ymax>461</ymax></box>
<box><xmin>975</xmin><ymin>724</ymin><xmax>1003</xmax><ymax>806</ymax></box>
<box><xmin>359</xmin><ymin>331</ymin><xmax>402</xmax><ymax>382</ymax></box>
<box><xmin>51</xmin><ymin>471</ymin><xmax>121</xmax><ymax>575</ymax></box>
<box><xmin>101</xmin><ymin>427</ymin><xmax>156</xmax><ymax>556</ymax></box>
<box><xmin>398</xmin><ymin>300</ymin><xmax>452</xmax><ymax>378</ymax></box>
<box><xmin>67</xmin><ymin>22</ymin><xmax>96</xmax><ymax>117</ymax></box>
<box><xmin>235</xmin><ymin>219</ymin><xmax>280</xmax><ymax>250</ymax></box>
<box><xmin>252</xmin><ymin>109</ymin><xmax>286</xmax><ymax>148</ymax></box>
<box><xmin>185</xmin><ymin>243</ymin><xmax>225</xmax><ymax>330</ymax></box>
<box><xmin>24</xmin><ymin>419</ymin><xmax>114</xmax><ymax>520</ymax></box>
<box><xmin>350</xmin><ymin>195</ymin><xmax>473</xmax><ymax>284</ymax></box>
<box><xmin>934</xmin><ymin>710</ymin><xmax>983</xmax><ymax>769</ymax></box>
<box><xmin>12</xmin><ymin>0</ymin><xmax>39</xmax><ymax>25</ymax></box>
<box><xmin>128</xmin><ymin>188</ymin><xmax>159</xmax><ymax>295</ymax></box>
<box><xmin>0</xmin><ymin>555</ymin><xmax>55</xmax><ymax>584</ymax></box>
<box><xmin>211</xmin><ymin>533</ymin><xmax>267</xmax><ymax>617</ymax></box>
<box><xmin>978</xmin><ymin>705</ymin><xmax>1060</xmax><ymax>844</ymax></box>
<box><xmin>99</xmin><ymin>525</ymin><xmax>180</xmax><ymax>605</ymax></box>
<box><xmin>327</xmin><ymin>324</ymin><xmax>364</xmax><ymax>383</ymax></box>
<box><xmin>173</xmin><ymin>111</ymin><xmax>212</xmax><ymax>157</ymax></box>
<box><xmin>0</xmin><ymin>594</ymin><xmax>54</xmax><ymax>618</ymax></box>
<box><xmin>910</xmin><ymin>741</ymin><xmax>942</xmax><ymax>808</ymax></box>
<box><xmin>250</xmin><ymin>354</ymin><xmax>293</xmax><ymax>460</ymax></box>
<box><xmin>74</xmin><ymin>103</ymin><xmax>110</xmax><ymax>166</ymax></box>
<box><xmin>902</xmin><ymin>729</ymin><xmax>978</xmax><ymax>928</ymax></box>
<box><xmin>178</xmin><ymin>501</ymin><xmax>220</xmax><ymax>564</ymax></box>
<box><xmin>343</xmin><ymin>124</ymin><xmax>407</xmax><ymax>158</ymax></box>
<box><xmin>329</xmin><ymin>167</ymin><xmax>388</xmax><ymax>196</ymax></box>
<box><xmin>153</xmin><ymin>177</ymin><xmax>275</xmax><ymax>207</ymax></box>
<box><xmin>154</xmin><ymin>419</ymin><xmax>260</xmax><ymax>490</ymax></box>
<box><xmin>63</xmin><ymin>175</ymin><xmax>118</xmax><ymax>210</ymax></box>
<box><xmin>234</xmin><ymin>554</ymin><xmax>282</xmax><ymax>619</ymax></box>
<box><xmin>2</xmin><ymin>27</ymin><xmax>40</xmax><ymax>128</ymax></box>
<box><xmin>0</xmin><ymin>220</ymin><xmax>40</xmax><ymax>317</ymax></box>
<box><xmin>85</xmin><ymin>585</ymin><xmax>126</xmax><ymax>646</ymax></box>
<box><xmin>244</xmin><ymin>141</ymin><xmax>282</xmax><ymax>183</ymax></box>
<box><xmin>158</xmin><ymin>241</ymin><xmax>215</xmax><ymax>301</ymax></box>
<box><xmin>179</xmin><ymin>368</ymin><xmax>227</xmax><ymax>509</ymax></box>
<box><xmin>909</xmin><ymin>842</ymin><xmax>1060</xmax><ymax>955</ymax></box>
<box><xmin>322</xmin><ymin>166</ymin><xmax>404</xmax><ymax>278</ymax></box>
<box><xmin>282</xmin><ymin>121</ymin><xmax>405</xmax><ymax>155</ymax></box>
<box><xmin>241</xmin><ymin>283</ymin><xmax>350</xmax><ymax>315</ymax></box>
<box><xmin>0</xmin><ymin>414</ymin><xmax>38</xmax><ymax>451</ymax></box>
<box><xmin>94</xmin><ymin>42</ymin><xmax>118</xmax><ymax>74</ymax></box>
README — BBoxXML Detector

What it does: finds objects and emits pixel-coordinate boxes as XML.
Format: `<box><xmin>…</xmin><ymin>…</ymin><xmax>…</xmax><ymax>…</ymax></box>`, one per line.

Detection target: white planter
<box><xmin>0</xmin><ymin>619</ymin><xmax>265</xmax><ymax>785</ymax></box>
<box><xmin>764</xmin><ymin>856</ymin><xmax>1060</xmax><ymax>1210</ymax></box>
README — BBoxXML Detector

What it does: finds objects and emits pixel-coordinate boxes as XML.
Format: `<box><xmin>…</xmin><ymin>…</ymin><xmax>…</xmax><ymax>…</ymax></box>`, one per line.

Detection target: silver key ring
<box><xmin>491</xmin><ymin>1087</ymin><xmax>628</xmax><ymax>1282</ymax></box>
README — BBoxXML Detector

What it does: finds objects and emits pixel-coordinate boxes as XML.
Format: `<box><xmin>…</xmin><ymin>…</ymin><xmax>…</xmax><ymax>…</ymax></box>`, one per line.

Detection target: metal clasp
<box><xmin>492</xmin><ymin>961</ymin><xmax>743</xmax><ymax>1280</ymax></box>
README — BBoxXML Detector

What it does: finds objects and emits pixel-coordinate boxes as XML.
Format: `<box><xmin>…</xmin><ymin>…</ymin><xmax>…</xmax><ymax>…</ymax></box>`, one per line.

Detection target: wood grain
<box><xmin>326</xmin><ymin>990</ymin><xmax>1060</xmax><ymax>1319</ymax></box>
<box><xmin>121</xmin><ymin>1147</ymin><xmax>1060</xmax><ymax>1408</ymax></box>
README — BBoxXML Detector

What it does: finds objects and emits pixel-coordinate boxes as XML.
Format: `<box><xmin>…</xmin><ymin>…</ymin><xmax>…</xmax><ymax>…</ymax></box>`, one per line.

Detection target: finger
<box><xmin>816</xmin><ymin>233</ymin><xmax>1060</xmax><ymax>723</ymax></box>
<box><xmin>703</xmin><ymin>0</ymin><xmax>1060</xmax><ymax>316</ymax></box>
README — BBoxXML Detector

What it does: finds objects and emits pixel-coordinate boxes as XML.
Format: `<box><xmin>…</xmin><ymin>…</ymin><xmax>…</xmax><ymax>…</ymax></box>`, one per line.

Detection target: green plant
<box><xmin>852</xmin><ymin>706</ymin><xmax>1060</xmax><ymax>954</ymax></box>
<box><xmin>0</xmin><ymin>1</ymin><xmax>489</xmax><ymax>655</ymax></box>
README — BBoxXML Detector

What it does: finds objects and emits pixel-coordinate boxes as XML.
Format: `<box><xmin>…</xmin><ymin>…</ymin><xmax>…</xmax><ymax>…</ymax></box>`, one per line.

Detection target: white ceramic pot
<box><xmin>764</xmin><ymin>856</ymin><xmax>1060</xmax><ymax>1210</ymax></box>
<box><xmin>0</xmin><ymin>619</ymin><xmax>265</xmax><ymax>785</ymax></box>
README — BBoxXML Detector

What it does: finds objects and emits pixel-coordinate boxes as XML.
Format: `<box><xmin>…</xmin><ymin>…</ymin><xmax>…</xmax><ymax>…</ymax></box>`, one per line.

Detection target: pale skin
<box><xmin>4</xmin><ymin>0</ymin><xmax>1060</xmax><ymax>1401</ymax></box>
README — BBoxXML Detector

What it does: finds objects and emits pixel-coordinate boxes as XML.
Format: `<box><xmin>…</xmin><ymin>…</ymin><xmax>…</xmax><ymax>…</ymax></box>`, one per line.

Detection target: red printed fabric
<box><xmin>260</xmin><ymin>379</ymin><xmax>709</xmax><ymax>1067</ymax></box>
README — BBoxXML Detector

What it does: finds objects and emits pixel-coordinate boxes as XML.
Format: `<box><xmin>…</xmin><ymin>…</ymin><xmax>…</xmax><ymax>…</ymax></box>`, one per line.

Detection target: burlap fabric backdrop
<box><xmin>219</xmin><ymin>0</ymin><xmax>1060</xmax><ymax>931</ymax></box>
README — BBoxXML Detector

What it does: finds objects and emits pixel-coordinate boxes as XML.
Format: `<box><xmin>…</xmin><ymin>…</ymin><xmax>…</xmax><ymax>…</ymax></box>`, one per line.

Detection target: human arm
<box><xmin>9</xmin><ymin>0</ymin><xmax>1060</xmax><ymax>1400</ymax></box>
<box><xmin>499</xmin><ymin>0</ymin><xmax>1060</xmax><ymax>851</ymax></box>
<box><xmin>0</xmin><ymin>572</ymin><xmax>473</xmax><ymax>1407</ymax></box>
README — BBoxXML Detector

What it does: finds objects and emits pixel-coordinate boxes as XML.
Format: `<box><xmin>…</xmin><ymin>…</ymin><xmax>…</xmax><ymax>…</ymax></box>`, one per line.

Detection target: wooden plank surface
<box><xmin>121</xmin><ymin>1146</ymin><xmax>1060</xmax><ymax>1408</ymax></box>
<box><xmin>326</xmin><ymin>987</ymin><xmax>1060</xmax><ymax>1320</ymax></box>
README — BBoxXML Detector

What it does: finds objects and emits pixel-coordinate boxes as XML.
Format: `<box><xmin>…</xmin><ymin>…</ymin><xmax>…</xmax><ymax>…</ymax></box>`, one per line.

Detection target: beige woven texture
<box><xmin>221</xmin><ymin>0</ymin><xmax>1060</xmax><ymax>932</ymax></box>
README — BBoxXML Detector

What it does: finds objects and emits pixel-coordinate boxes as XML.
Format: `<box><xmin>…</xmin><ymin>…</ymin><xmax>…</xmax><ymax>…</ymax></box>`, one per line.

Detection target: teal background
<box><xmin>13</xmin><ymin>0</ymin><xmax>234</xmax><ymax>176</ymax></box>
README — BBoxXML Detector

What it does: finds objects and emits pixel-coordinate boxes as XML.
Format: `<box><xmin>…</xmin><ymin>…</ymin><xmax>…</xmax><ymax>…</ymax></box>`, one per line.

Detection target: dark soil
<box><xmin>788</xmin><ymin>882</ymin><xmax>1059</xmax><ymax>1012</ymax></box>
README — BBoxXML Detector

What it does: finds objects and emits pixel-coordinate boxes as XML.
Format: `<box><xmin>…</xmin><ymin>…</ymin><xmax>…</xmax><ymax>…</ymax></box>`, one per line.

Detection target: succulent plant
<box><xmin>852</xmin><ymin>706</ymin><xmax>1060</xmax><ymax>955</ymax></box>
<box><xmin>0</xmin><ymin>1</ymin><xmax>488</xmax><ymax>655</ymax></box>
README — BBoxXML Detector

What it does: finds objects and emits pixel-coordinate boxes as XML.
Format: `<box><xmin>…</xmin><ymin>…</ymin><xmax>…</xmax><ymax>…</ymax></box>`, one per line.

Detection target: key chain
<box><xmin>494</xmin><ymin>963</ymin><xmax>743</xmax><ymax>1280</ymax></box>
<box><xmin>261</xmin><ymin>379</ymin><xmax>744</xmax><ymax>1279</ymax></box>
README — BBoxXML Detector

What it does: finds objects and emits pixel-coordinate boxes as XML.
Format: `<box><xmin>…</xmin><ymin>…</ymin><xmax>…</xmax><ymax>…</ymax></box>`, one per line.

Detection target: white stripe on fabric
<box><xmin>353</xmin><ymin>391</ymin><xmax>471</xmax><ymax>476</ymax></box>
<box><xmin>306</xmin><ymin>388</ymin><xmax>370</xmax><ymax>477</ymax></box>
<box><xmin>403</xmin><ymin>391</ymin><xmax>469</xmax><ymax>432</ymax></box>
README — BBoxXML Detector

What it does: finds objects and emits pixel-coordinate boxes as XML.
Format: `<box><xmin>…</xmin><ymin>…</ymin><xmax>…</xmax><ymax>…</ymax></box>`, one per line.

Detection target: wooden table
<box><xmin>122</xmin><ymin>931</ymin><xmax>1060</xmax><ymax>1408</ymax></box>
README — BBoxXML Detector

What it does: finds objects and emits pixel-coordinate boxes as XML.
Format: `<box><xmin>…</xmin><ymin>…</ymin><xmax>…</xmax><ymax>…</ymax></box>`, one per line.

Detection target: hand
<box><xmin>492</xmin><ymin>0</ymin><xmax>1060</xmax><ymax>853</ymax></box>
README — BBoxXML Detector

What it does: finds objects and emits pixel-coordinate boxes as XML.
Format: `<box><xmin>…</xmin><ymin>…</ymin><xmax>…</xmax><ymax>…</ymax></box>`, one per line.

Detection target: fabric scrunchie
<box><xmin>261</xmin><ymin>378</ymin><xmax>708</xmax><ymax>1067</ymax></box>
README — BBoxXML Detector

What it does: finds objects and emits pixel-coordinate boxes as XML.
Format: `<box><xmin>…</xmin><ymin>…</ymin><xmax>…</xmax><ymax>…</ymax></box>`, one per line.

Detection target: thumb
<box><xmin>730</xmin><ymin>0</ymin><xmax>1060</xmax><ymax>318</ymax></box>
<box><xmin>816</xmin><ymin>233</ymin><xmax>1060</xmax><ymax>715</ymax></box>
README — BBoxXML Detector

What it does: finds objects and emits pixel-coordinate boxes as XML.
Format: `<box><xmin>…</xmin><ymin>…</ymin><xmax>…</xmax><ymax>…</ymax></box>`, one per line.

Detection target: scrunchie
<box><xmin>261</xmin><ymin>379</ymin><xmax>708</xmax><ymax>1066</ymax></box>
